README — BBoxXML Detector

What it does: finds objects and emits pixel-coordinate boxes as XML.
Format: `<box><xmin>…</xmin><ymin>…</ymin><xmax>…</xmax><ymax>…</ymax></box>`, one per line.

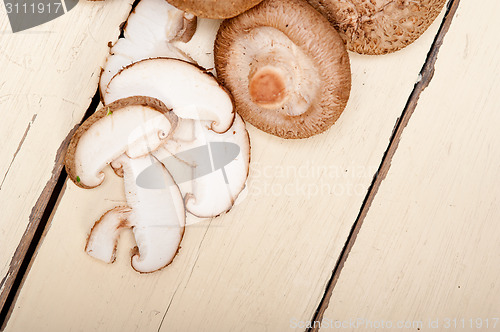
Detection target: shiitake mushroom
<box><xmin>305</xmin><ymin>0</ymin><xmax>448</xmax><ymax>55</ymax></box>
<box><xmin>215</xmin><ymin>0</ymin><xmax>352</xmax><ymax>139</ymax></box>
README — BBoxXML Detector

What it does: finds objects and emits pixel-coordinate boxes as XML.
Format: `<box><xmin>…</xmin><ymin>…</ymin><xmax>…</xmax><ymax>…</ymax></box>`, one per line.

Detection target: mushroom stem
<box><xmin>99</xmin><ymin>0</ymin><xmax>197</xmax><ymax>92</ymax></box>
<box><xmin>118</xmin><ymin>154</ymin><xmax>186</xmax><ymax>273</ymax></box>
<box><xmin>248</xmin><ymin>66</ymin><xmax>287</xmax><ymax>109</ymax></box>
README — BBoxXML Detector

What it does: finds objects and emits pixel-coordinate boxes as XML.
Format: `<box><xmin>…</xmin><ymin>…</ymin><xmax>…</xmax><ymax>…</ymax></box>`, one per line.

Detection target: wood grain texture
<box><xmin>4</xmin><ymin>9</ymin><xmax>446</xmax><ymax>332</ymax></box>
<box><xmin>320</xmin><ymin>0</ymin><xmax>500</xmax><ymax>330</ymax></box>
<box><xmin>310</xmin><ymin>0</ymin><xmax>460</xmax><ymax>327</ymax></box>
<box><xmin>0</xmin><ymin>0</ymin><xmax>133</xmax><ymax>311</ymax></box>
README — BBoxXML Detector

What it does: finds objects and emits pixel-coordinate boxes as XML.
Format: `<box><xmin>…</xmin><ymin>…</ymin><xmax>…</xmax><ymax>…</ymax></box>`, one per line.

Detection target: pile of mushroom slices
<box><xmin>165</xmin><ymin>0</ymin><xmax>446</xmax><ymax>138</ymax></box>
<box><xmin>69</xmin><ymin>0</ymin><xmax>448</xmax><ymax>273</ymax></box>
<box><xmin>66</xmin><ymin>0</ymin><xmax>250</xmax><ymax>273</ymax></box>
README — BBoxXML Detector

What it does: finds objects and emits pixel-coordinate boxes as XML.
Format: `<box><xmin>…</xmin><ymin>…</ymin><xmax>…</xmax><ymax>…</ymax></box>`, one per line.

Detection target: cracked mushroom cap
<box><xmin>305</xmin><ymin>0</ymin><xmax>447</xmax><ymax>55</ymax></box>
<box><xmin>99</xmin><ymin>0</ymin><xmax>198</xmax><ymax>94</ymax></box>
<box><xmin>65</xmin><ymin>96</ymin><xmax>177</xmax><ymax>189</ymax></box>
<box><xmin>214</xmin><ymin>0</ymin><xmax>351</xmax><ymax>139</ymax></box>
<box><xmin>166</xmin><ymin>0</ymin><xmax>265</xmax><ymax>19</ymax></box>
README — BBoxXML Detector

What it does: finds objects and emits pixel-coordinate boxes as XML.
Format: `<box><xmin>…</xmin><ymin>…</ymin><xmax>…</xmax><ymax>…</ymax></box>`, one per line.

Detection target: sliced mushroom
<box><xmin>150</xmin><ymin>114</ymin><xmax>250</xmax><ymax>217</ymax></box>
<box><xmin>65</xmin><ymin>96</ymin><xmax>177</xmax><ymax>188</ymax></box>
<box><xmin>214</xmin><ymin>0</ymin><xmax>351</xmax><ymax>139</ymax></box>
<box><xmin>305</xmin><ymin>0</ymin><xmax>447</xmax><ymax>55</ymax></box>
<box><xmin>118</xmin><ymin>154</ymin><xmax>186</xmax><ymax>273</ymax></box>
<box><xmin>104</xmin><ymin>58</ymin><xmax>235</xmax><ymax>133</ymax></box>
<box><xmin>80</xmin><ymin>0</ymin><xmax>250</xmax><ymax>273</ymax></box>
<box><xmin>166</xmin><ymin>0</ymin><xmax>264</xmax><ymax>19</ymax></box>
<box><xmin>184</xmin><ymin>115</ymin><xmax>249</xmax><ymax>217</ymax></box>
<box><xmin>99</xmin><ymin>0</ymin><xmax>197</xmax><ymax>93</ymax></box>
<box><xmin>85</xmin><ymin>206</ymin><xmax>132</xmax><ymax>264</ymax></box>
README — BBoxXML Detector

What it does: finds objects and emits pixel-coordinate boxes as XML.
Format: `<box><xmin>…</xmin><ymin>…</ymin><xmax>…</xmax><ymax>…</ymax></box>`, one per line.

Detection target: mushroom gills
<box><xmin>105</xmin><ymin>58</ymin><xmax>235</xmax><ymax>133</ymax></box>
<box><xmin>214</xmin><ymin>0</ymin><xmax>351</xmax><ymax>139</ymax></box>
<box><xmin>119</xmin><ymin>154</ymin><xmax>186</xmax><ymax>273</ymax></box>
<box><xmin>305</xmin><ymin>0</ymin><xmax>447</xmax><ymax>54</ymax></box>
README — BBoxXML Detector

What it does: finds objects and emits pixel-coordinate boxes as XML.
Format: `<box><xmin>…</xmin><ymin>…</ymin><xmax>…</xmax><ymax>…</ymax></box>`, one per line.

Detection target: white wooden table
<box><xmin>1</xmin><ymin>0</ymin><xmax>499</xmax><ymax>331</ymax></box>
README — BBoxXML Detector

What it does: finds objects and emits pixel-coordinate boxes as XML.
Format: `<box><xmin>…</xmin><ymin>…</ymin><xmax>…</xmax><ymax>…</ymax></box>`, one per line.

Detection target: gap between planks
<box><xmin>308</xmin><ymin>0</ymin><xmax>461</xmax><ymax>330</ymax></box>
<box><xmin>0</xmin><ymin>1</ymin><xmax>142</xmax><ymax>327</ymax></box>
<box><xmin>0</xmin><ymin>90</ymin><xmax>101</xmax><ymax>330</ymax></box>
<box><xmin>0</xmin><ymin>1</ymin><xmax>459</xmax><ymax>330</ymax></box>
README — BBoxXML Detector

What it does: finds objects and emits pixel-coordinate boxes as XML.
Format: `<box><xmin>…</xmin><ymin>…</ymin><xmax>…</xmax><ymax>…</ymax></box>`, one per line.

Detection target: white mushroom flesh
<box><xmin>83</xmin><ymin>0</ymin><xmax>251</xmax><ymax>272</ymax></box>
<box><xmin>173</xmin><ymin>18</ymin><xmax>222</xmax><ymax>71</ymax></box>
<box><xmin>104</xmin><ymin>58</ymin><xmax>235</xmax><ymax>133</ymax></box>
<box><xmin>86</xmin><ymin>206</ymin><xmax>132</xmax><ymax>263</ymax></box>
<box><xmin>233</xmin><ymin>27</ymin><xmax>320</xmax><ymax>116</ymax></box>
<box><xmin>118</xmin><ymin>154</ymin><xmax>186</xmax><ymax>273</ymax></box>
<box><xmin>74</xmin><ymin>105</ymin><xmax>174</xmax><ymax>188</ymax></box>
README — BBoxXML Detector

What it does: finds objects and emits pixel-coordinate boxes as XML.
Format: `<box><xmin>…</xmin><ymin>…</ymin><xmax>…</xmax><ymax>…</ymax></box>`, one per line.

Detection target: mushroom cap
<box><xmin>214</xmin><ymin>0</ymin><xmax>351</xmax><ymax>139</ymax></box>
<box><xmin>305</xmin><ymin>0</ymin><xmax>447</xmax><ymax>55</ymax></box>
<box><xmin>165</xmin><ymin>0</ymin><xmax>264</xmax><ymax>19</ymax></box>
<box><xmin>65</xmin><ymin>96</ymin><xmax>177</xmax><ymax>189</ymax></box>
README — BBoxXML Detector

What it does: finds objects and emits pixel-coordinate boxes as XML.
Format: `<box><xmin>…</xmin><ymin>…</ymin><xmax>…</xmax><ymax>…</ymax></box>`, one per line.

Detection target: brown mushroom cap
<box><xmin>165</xmin><ymin>0</ymin><xmax>264</xmax><ymax>19</ymax></box>
<box><xmin>214</xmin><ymin>0</ymin><xmax>351</xmax><ymax>139</ymax></box>
<box><xmin>306</xmin><ymin>0</ymin><xmax>447</xmax><ymax>55</ymax></box>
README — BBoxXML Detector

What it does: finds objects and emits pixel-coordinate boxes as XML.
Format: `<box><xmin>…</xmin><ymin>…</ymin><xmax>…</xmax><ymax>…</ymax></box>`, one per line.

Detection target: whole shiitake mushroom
<box><xmin>215</xmin><ymin>0</ymin><xmax>352</xmax><ymax>139</ymax></box>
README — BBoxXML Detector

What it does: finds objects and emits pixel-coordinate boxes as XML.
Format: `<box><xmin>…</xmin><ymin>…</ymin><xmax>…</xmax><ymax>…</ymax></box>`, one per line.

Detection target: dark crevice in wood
<box><xmin>0</xmin><ymin>114</ymin><xmax>37</xmax><ymax>190</ymax></box>
<box><xmin>0</xmin><ymin>89</ymin><xmax>101</xmax><ymax>331</ymax></box>
<box><xmin>307</xmin><ymin>1</ymin><xmax>461</xmax><ymax>330</ymax></box>
<box><xmin>0</xmin><ymin>1</ymin><xmax>142</xmax><ymax>327</ymax></box>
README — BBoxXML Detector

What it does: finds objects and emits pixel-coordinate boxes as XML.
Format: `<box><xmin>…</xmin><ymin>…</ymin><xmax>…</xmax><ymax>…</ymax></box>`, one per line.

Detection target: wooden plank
<box><xmin>319</xmin><ymin>0</ymin><xmax>500</xmax><ymax>330</ymax></box>
<box><xmin>310</xmin><ymin>0</ymin><xmax>460</xmax><ymax>326</ymax></box>
<box><xmin>0</xmin><ymin>0</ymin><xmax>134</xmax><ymax>311</ymax></box>
<box><xmin>4</xmin><ymin>7</ymin><xmax>447</xmax><ymax>332</ymax></box>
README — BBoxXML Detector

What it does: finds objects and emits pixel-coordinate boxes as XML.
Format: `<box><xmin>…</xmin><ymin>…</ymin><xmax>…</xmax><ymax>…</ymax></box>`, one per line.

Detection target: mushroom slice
<box><xmin>65</xmin><ymin>96</ymin><xmax>177</xmax><ymax>188</ymax></box>
<box><xmin>85</xmin><ymin>206</ymin><xmax>132</xmax><ymax>264</ymax></box>
<box><xmin>214</xmin><ymin>0</ymin><xmax>351</xmax><ymax>139</ymax></box>
<box><xmin>105</xmin><ymin>58</ymin><xmax>235</xmax><ymax>133</ymax></box>
<box><xmin>99</xmin><ymin>0</ymin><xmax>197</xmax><ymax>93</ymax></box>
<box><xmin>124</xmin><ymin>0</ymin><xmax>196</xmax><ymax>45</ymax></box>
<box><xmin>184</xmin><ymin>115</ymin><xmax>249</xmax><ymax>217</ymax></box>
<box><xmin>305</xmin><ymin>0</ymin><xmax>447</xmax><ymax>55</ymax></box>
<box><xmin>166</xmin><ymin>0</ymin><xmax>264</xmax><ymax>19</ymax></box>
<box><xmin>119</xmin><ymin>154</ymin><xmax>186</xmax><ymax>273</ymax></box>
<box><xmin>150</xmin><ymin>114</ymin><xmax>250</xmax><ymax>217</ymax></box>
